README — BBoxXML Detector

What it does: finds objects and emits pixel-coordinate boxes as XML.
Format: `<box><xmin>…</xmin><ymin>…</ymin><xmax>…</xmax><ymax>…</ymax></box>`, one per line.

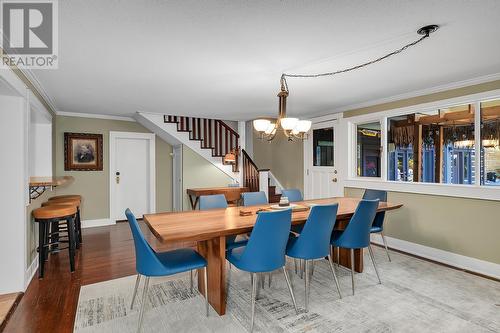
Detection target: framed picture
<box><xmin>64</xmin><ymin>133</ymin><xmax>103</xmax><ymax>171</ymax></box>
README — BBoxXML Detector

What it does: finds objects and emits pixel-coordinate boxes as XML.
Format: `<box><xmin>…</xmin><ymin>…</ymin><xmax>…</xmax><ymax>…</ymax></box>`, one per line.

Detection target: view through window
<box><xmin>313</xmin><ymin>128</ymin><xmax>334</xmax><ymax>166</ymax></box>
<box><xmin>480</xmin><ymin>99</ymin><xmax>500</xmax><ymax>186</ymax></box>
<box><xmin>387</xmin><ymin>104</ymin><xmax>476</xmax><ymax>184</ymax></box>
<box><xmin>356</xmin><ymin>122</ymin><xmax>381</xmax><ymax>177</ymax></box>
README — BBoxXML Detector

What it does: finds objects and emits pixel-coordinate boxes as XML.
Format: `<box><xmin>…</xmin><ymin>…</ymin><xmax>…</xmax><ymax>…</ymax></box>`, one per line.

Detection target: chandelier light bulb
<box><xmin>253</xmin><ymin>119</ymin><xmax>271</xmax><ymax>132</ymax></box>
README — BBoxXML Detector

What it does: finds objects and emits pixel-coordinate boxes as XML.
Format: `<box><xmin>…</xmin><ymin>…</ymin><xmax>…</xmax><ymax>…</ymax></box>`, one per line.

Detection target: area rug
<box><xmin>74</xmin><ymin>246</ymin><xmax>500</xmax><ymax>332</ymax></box>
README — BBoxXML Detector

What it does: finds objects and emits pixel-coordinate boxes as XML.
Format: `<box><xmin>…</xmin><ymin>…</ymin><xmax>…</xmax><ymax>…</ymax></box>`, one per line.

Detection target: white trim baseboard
<box><xmin>25</xmin><ymin>254</ymin><xmax>38</xmax><ymax>290</ymax></box>
<box><xmin>371</xmin><ymin>234</ymin><xmax>500</xmax><ymax>280</ymax></box>
<box><xmin>82</xmin><ymin>218</ymin><xmax>115</xmax><ymax>229</ymax></box>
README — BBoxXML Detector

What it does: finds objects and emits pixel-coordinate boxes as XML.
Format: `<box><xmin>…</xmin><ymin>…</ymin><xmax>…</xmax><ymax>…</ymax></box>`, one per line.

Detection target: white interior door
<box><xmin>110</xmin><ymin>132</ymin><xmax>155</xmax><ymax>221</ymax></box>
<box><xmin>304</xmin><ymin>120</ymin><xmax>342</xmax><ymax>199</ymax></box>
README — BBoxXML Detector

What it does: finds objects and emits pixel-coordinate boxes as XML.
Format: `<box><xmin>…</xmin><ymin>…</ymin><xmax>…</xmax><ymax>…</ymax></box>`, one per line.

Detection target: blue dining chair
<box><xmin>281</xmin><ymin>189</ymin><xmax>303</xmax><ymax>202</ymax></box>
<box><xmin>363</xmin><ymin>189</ymin><xmax>391</xmax><ymax>261</ymax></box>
<box><xmin>330</xmin><ymin>199</ymin><xmax>381</xmax><ymax>295</ymax></box>
<box><xmin>199</xmin><ymin>194</ymin><xmax>247</xmax><ymax>251</ymax></box>
<box><xmin>241</xmin><ymin>191</ymin><xmax>268</xmax><ymax>206</ymax></box>
<box><xmin>286</xmin><ymin>204</ymin><xmax>342</xmax><ymax>311</ymax></box>
<box><xmin>281</xmin><ymin>189</ymin><xmax>304</xmax><ymax>236</ymax></box>
<box><xmin>126</xmin><ymin>209</ymin><xmax>209</xmax><ymax>333</ymax></box>
<box><xmin>226</xmin><ymin>209</ymin><xmax>298</xmax><ymax>331</ymax></box>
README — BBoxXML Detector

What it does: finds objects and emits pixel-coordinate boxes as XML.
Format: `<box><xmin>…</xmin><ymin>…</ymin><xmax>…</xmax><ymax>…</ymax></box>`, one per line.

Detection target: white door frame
<box><xmin>303</xmin><ymin>116</ymin><xmax>343</xmax><ymax>199</ymax></box>
<box><xmin>172</xmin><ymin>144</ymin><xmax>183</xmax><ymax>211</ymax></box>
<box><xmin>109</xmin><ymin>131</ymin><xmax>156</xmax><ymax>222</ymax></box>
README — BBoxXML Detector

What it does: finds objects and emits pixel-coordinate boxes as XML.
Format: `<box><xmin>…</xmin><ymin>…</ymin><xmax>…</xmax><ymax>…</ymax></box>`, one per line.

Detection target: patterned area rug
<box><xmin>74</xmin><ymin>246</ymin><xmax>500</xmax><ymax>332</ymax></box>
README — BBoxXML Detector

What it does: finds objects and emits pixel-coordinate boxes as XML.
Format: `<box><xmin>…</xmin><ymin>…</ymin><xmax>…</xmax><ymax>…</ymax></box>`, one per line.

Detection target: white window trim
<box><xmin>345</xmin><ymin>89</ymin><xmax>500</xmax><ymax>201</ymax></box>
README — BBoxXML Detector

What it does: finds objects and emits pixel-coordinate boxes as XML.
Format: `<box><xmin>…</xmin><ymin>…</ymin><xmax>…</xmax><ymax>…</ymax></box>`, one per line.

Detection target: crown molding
<box><xmin>331</xmin><ymin>72</ymin><xmax>500</xmax><ymax>114</ymax></box>
<box><xmin>56</xmin><ymin>111</ymin><xmax>136</xmax><ymax>122</ymax></box>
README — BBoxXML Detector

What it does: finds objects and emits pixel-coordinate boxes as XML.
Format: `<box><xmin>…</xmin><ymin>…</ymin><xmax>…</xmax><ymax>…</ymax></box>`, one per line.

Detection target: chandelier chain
<box><xmin>281</xmin><ymin>34</ymin><xmax>429</xmax><ymax>89</ymax></box>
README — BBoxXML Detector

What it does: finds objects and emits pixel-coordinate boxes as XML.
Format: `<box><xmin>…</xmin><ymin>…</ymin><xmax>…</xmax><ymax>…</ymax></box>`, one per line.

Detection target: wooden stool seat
<box><xmin>45</xmin><ymin>197</ymin><xmax>80</xmax><ymax>207</ymax></box>
<box><xmin>33</xmin><ymin>205</ymin><xmax>77</xmax><ymax>220</ymax></box>
<box><xmin>49</xmin><ymin>195</ymin><xmax>82</xmax><ymax>201</ymax></box>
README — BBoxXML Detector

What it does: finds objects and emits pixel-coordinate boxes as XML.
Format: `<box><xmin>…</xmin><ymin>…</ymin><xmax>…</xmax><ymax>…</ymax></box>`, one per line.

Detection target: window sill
<box><xmin>344</xmin><ymin>178</ymin><xmax>500</xmax><ymax>201</ymax></box>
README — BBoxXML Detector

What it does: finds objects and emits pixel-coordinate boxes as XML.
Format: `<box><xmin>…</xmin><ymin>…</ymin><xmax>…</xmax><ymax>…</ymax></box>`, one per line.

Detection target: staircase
<box><xmin>242</xmin><ymin>149</ymin><xmax>282</xmax><ymax>203</ymax></box>
<box><xmin>164</xmin><ymin>115</ymin><xmax>239</xmax><ymax>172</ymax></box>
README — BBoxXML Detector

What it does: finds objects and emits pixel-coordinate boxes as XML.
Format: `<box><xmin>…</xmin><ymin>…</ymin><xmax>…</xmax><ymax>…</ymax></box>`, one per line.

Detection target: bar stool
<box><xmin>48</xmin><ymin>196</ymin><xmax>82</xmax><ymax>246</ymax></box>
<box><xmin>33</xmin><ymin>204</ymin><xmax>78</xmax><ymax>278</ymax></box>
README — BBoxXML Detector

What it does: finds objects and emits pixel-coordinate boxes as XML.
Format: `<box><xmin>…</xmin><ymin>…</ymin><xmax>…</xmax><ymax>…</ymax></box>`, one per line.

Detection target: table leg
<box><xmin>333</xmin><ymin>247</ymin><xmax>363</xmax><ymax>273</ymax></box>
<box><xmin>197</xmin><ymin>236</ymin><xmax>226</xmax><ymax>315</ymax></box>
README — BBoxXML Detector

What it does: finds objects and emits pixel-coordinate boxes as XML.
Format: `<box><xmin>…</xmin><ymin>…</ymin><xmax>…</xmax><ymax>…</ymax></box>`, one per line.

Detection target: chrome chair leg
<box><xmin>261</xmin><ymin>274</ymin><xmax>265</xmax><ymax>289</ymax></box>
<box><xmin>381</xmin><ymin>232</ymin><xmax>392</xmax><ymax>262</ymax></box>
<box><xmin>311</xmin><ymin>260</ymin><xmax>315</xmax><ymax>276</ymax></box>
<box><xmin>327</xmin><ymin>255</ymin><xmax>342</xmax><ymax>299</ymax></box>
<box><xmin>294</xmin><ymin>258</ymin><xmax>298</xmax><ymax>274</ymax></box>
<box><xmin>368</xmin><ymin>245</ymin><xmax>382</xmax><ymax>284</ymax></box>
<box><xmin>250</xmin><ymin>272</ymin><xmax>257</xmax><ymax>332</ymax></box>
<box><xmin>350</xmin><ymin>249</ymin><xmax>355</xmax><ymax>296</ymax></box>
<box><xmin>337</xmin><ymin>247</ymin><xmax>340</xmax><ymax>268</ymax></box>
<box><xmin>137</xmin><ymin>276</ymin><xmax>150</xmax><ymax>333</ymax></box>
<box><xmin>304</xmin><ymin>260</ymin><xmax>310</xmax><ymax>312</ymax></box>
<box><xmin>131</xmin><ymin>274</ymin><xmax>141</xmax><ymax>310</ymax></box>
<box><xmin>268</xmin><ymin>272</ymin><xmax>272</xmax><ymax>288</ymax></box>
<box><xmin>190</xmin><ymin>270</ymin><xmax>194</xmax><ymax>292</ymax></box>
<box><xmin>300</xmin><ymin>259</ymin><xmax>304</xmax><ymax>279</ymax></box>
<box><xmin>282</xmin><ymin>267</ymin><xmax>298</xmax><ymax>314</ymax></box>
<box><xmin>204</xmin><ymin>267</ymin><xmax>209</xmax><ymax>316</ymax></box>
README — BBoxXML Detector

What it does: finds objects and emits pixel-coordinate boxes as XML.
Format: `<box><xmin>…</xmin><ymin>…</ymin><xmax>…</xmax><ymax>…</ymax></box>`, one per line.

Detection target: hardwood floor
<box><xmin>3</xmin><ymin>222</ymin><xmax>192</xmax><ymax>333</ymax></box>
<box><xmin>0</xmin><ymin>293</ymin><xmax>22</xmax><ymax>331</ymax></box>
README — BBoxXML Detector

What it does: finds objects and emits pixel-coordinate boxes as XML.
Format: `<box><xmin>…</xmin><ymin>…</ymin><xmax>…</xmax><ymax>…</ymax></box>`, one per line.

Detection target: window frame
<box><xmin>345</xmin><ymin>89</ymin><xmax>500</xmax><ymax>201</ymax></box>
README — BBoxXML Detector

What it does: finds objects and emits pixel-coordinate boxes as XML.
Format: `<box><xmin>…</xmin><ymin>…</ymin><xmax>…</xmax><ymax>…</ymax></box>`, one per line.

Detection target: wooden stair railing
<box><xmin>164</xmin><ymin>115</ymin><xmax>239</xmax><ymax>172</ymax></box>
<box><xmin>241</xmin><ymin>149</ymin><xmax>281</xmax><ymax>203</ymax></box>
<box><xmin>242</xmin><ymin>149</ymin><xmax>259</xmax><ymax>192</ymax></box>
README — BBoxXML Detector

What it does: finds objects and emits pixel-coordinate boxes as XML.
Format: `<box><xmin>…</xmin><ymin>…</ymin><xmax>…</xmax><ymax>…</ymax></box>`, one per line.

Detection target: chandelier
<box><xmin>254</xmin><ymin>25</ymin><xmax>439</xmax><ymax>142</ymax></box>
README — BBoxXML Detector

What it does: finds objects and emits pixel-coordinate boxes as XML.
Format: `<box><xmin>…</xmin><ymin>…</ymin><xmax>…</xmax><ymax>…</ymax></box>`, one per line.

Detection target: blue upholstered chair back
<box><xmin>126</xmin><ymin>208</ymin><xmax>165</xmax><ymax>276</ymax></box>
<box><xmin>199</xmin><ymin>194</ymin><xmax>228</xmax><ymax>210</ymax></box>
<box><xmin>237</xmin><ymin>209</ymin><xmax>292</xmax><ymax>272</ymax></box>
<box><xmin>242</xmin><ymin>191</ymin><xmax>268</xmax><ymax>206</ymax></box>
<box><xmin>363</xmin><ymin>189</ymin><xmax>387</xmax><ymax>229</ymax></box>
<box><xmin>334</xmin><ymin>199</ymin><xmax>379</xmax><ymax>249</ymax></box>
<box><xmin>281</xmin><ymin>189</ymin><xmax>303</xmax><ymax>202</ymax></box>
<box><xmin>287</xmin><ymin>204</ymin><xmax>339</xmax><ymax>259</ymax></box>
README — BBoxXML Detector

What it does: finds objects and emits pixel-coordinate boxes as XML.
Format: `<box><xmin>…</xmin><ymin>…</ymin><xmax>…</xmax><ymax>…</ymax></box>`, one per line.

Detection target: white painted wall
<box><xmin>29</xmin><ymin>121</ymin><xmax>53</xmax><ymax>177</ymax></box>
<box><xmin>0</xmin><ymin>95</ymin><xmax>29</xmax><ymax>294</ymax></box>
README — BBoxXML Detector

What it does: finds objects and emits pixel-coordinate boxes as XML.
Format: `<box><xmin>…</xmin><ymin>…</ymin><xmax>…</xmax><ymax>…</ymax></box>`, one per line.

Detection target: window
<box><xmin>356</xmin><ymin>122</ymin><xmax>381</xmax><ymax>177</ymax></box>
<box><xmin>480</xmin><ymin>99</ymin><xmax>500</xmax><ymax>186</ymax></box>
<box><xmin>386</xmin><ymin>104</ymin><xmax>476</xmax><ymax>185</ymax></box>
<box><xmin>313</xmin><ymin>128</ymin><xmax>334</xmax><ymax>166</ymax></box>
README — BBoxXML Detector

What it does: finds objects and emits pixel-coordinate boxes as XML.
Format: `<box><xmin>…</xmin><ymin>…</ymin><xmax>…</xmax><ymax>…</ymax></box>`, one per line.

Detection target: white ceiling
<box><xmin>32</xmin><ymin>0</ymin><xmax>500</xmax><ymax>121</ymax></box>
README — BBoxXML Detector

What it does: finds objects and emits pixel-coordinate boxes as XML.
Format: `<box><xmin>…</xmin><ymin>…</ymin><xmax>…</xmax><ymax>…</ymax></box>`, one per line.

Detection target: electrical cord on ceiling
<box><xmin>280</xmin><ymin>25</ymin><xmax>439</xmax><ymax>92</ymax></box>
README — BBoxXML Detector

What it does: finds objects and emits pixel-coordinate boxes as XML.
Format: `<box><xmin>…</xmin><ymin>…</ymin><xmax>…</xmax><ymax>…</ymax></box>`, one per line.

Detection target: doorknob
<box><xmin>116</xmin><ymin>171</ymin><xmax>120</xmax><ymax>184</ymax></box>
<box><xmin>332</xmin><ymin>178</ymin><xmax>338</xmax><ymax>182</ymax></box>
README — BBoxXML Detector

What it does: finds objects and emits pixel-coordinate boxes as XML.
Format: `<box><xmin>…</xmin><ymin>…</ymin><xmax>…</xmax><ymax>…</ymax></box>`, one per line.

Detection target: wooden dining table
<box><xmin>143</xmin><ymin>197</ymin><xmax>402</xmax><ymax>316</ymax></box>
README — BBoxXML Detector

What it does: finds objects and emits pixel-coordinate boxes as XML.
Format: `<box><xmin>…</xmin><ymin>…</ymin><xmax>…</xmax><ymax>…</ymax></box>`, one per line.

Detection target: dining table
<box><xmin>143</xmin><ymin>197</ymin><xmax>403</xmax><ymax>316</ymax></box>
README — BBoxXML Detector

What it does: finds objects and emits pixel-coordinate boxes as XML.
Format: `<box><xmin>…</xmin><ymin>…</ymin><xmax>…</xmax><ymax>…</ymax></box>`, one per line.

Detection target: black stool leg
<box><xmin>67</xmin><ymin>216</ymin><xmax>76</xmax><ymax>272</ymax></box>
<box><xmin>38</xmin><ymin>222</ymin><xmax>46</xmax><ymax>278</ymax></box>
<box><xmin>50</xmin><ymin>220</ymin><xmax>60</xmax><ymax>252</ymax></box>
<box><xmin>76</xmin><ymin>207</ymin><xmax>82</xmax><ymax>247</ymax></box>
<box><xmin>44</xmin><ymin>222</ymin><xmax>50</xmax><ymax>261</ymax></box>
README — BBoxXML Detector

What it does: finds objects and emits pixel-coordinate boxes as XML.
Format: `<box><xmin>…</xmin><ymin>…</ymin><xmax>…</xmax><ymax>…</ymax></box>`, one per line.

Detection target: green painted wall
<box><xmin>53</xmin><ymin>116</ymin><xmax>173</xmax><ymax>220</ymax></box>
<box><xmin>181</xmin><ymin>145</ymin><xmax>233</xmax><ymax>210</ymax></box>
<box><xmin>252</xmin><ymin>129</ymin><xmax>304</xmax><ymax>191</ymax></box>
<box><xmin>345</xmin><ymin>187</ymin><xmax>500</xmax><ymax>264</ymax></box>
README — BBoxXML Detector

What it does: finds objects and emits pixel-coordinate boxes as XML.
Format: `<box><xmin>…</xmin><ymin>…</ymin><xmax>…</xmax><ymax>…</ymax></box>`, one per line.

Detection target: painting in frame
<box><xmin>64</xmin><ymin>133</ymin><xmax>103</xmax><ymax>171</ymax></box>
